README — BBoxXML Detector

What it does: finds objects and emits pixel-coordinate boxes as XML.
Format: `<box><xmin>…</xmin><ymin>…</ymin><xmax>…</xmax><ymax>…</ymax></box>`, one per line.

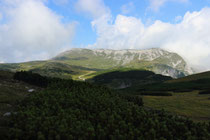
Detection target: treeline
<box><xmin>140</xmin><ymin>91</ymin><xmax>172</xmax><ymax>96</ymax></box>
<box><xmin>138</xmin><ymin>78</ymin><xmax>210</xmax><ymax>92</ymax></box>
<box><xmin>14</xmin><ymin>71</ymin><xmax>51</xmax><ymax>87</ymax></box>
<box><xmin>13</xmin><ymin>71</ymin><xmax>71</xmax><ymax>88</ymax></box>
<box><xmin>7</xmin><ymin>71</ymin><xmax>210</xmax><ymax>139</ymax></box>
<box><xmin>199</xmin><ymin>90</ymin><xmax>210</xmax><ymax>95</ymax></box>
<box><xmin>92</xmin><ymin>70</ymin><xmax>172</xmax><ymax>84</ymax></box>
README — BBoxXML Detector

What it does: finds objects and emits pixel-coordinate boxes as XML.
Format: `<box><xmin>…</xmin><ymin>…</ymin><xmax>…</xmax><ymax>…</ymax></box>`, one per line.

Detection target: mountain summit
<box><xmin>0</xmin><ymin>48</ymin><xmax>194</xmax><ymax>79</ymax></box>
<box><xmin>54</xmin><ymin>48</ymin><xmax>194</xmax><ymax>78</ymax></box>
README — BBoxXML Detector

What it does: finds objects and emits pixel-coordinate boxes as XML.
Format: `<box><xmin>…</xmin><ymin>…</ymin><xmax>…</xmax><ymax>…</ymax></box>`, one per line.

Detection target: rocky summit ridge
<box><xmin>54</xmin><ymin>48</ymin><xmax>194</xmax><ymax>78</ymax></box>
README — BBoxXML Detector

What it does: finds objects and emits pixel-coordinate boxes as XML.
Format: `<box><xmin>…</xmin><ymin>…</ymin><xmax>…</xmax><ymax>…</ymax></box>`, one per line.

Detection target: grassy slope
<box><xmin>87</xmin><ymin>69</ymin><xmax>210</xmax><ymax>122</ymax></box>
<box><xmin>143</xmin><ymin>91</ymin><xmax>210</xmax><ymax>122</ymax></box>
<box><xmin>55</xmin><ymin>49</ymin><xmax>119</xmax><ymax>69</ymax></box>
<box><xmin>0</xmin><ymin>60</ymin><xmax>101</xmax><ymax>80</ymax></box>
<box><xmin>51</xmin><ymin>48</ymin><xmax>189</xmax><ymax>78</ymax></box>
<box><xmin>57</xmin><ymin>54</ymin><xmax>186</xmax><ymax>78</ymax></box>
<box><xmin>142</xmin><ymin>71</ymin><xmax>210</xmax><ymax>122</ymax></box>
<box><xmin>167</xmin><ymin>71</ymin><xmax>210</xmax><ymax>83</ymax></box>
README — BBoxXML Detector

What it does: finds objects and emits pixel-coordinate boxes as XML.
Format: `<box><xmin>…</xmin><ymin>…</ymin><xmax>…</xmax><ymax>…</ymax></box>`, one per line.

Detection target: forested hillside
<box><xmin>2</xmin><ymin>71</ymin><xmax>209</xmax><ymax>139</ymax></box>
<box><xmin>89</xmin><ymin>69</ymin><xmax>172</xmax><ymax>89</ymax></box>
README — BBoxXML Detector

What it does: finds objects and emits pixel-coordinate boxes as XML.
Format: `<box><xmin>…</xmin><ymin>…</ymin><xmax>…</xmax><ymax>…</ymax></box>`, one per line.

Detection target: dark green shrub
<box><xmin>199</xmin><ymin>90</ymin><xmax>210</xmax><ymax>95</ymax></box>
<box><xmin>140</xmin><ymin>92</ymin><xmax>172</xmax><ymax>96</ymax></box>
<box><xmin>8</xmin><ymin>71</ymin><xmax>210</xmax><ymax>140</ymax></box>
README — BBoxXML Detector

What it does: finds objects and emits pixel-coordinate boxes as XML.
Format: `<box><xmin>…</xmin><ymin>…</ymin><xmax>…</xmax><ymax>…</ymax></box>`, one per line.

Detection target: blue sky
<box><xmin>0</xmin><ymin>0</ymin><xmax>210</xmax><ymax>71</ymax></box>
<box><xmin>46</xmin><ymin>0</ymin><xmax>210</xmax><ymax>46</ymax></box>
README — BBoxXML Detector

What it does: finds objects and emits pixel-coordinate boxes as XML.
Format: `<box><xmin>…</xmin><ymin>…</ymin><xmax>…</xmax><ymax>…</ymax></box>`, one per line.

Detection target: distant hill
<box><xmin>0</xmin><ymin>48</ymin><xmax>194</xmax><ymax>79</ymax></box>
<box><xmin>136</xmin><ymin>71</ymin><xmax>210</xmax><ymax>92</ymax></box>
<box><xmin>0</xmin><ymin>61</ymin><xmax>101</xmax><ymax>79</ymax></box>
<box><xmin>166</xmin><ymin>71</ymin><xmax>210</xmax><ymax>83</ymax></box>
<box><xmin>89</xmin><ymin>69</ymin><xmax>210</xmax><ymax>95</ymax></box>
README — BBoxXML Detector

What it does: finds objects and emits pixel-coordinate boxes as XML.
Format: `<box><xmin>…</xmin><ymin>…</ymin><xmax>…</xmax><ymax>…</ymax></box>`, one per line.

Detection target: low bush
<box><xmin>199</xmin><ymin>90</ymin><xmax>210</xmax><ymax>95</ymax></box>
<box><xmin>140</xmin><ymin>92</ymin><xmax>172</xmax><ymax>96</ymax></box>
<box><xmin>8</xmin><ymin>71</ymin><xmax>210</xmax><ymax>140</ymax></box>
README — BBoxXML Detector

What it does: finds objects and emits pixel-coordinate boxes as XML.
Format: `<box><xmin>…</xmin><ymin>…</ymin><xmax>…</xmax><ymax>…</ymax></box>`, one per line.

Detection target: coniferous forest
<box><xmin>5</xmin><ymin>71</ymin><xmax>210</xmax><ymax>139</ymax></box>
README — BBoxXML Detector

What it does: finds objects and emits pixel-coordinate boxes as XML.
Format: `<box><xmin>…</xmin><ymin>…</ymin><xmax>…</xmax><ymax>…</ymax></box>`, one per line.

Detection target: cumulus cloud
<box><xmin>75</xmin><ymin>0</ymin><xmax>110</xmax><ymax>18</ymax></box>
<box><xmin>0</xmin><ymin>0</ymin><xmax>76</xmax><ymax>63</ymax></box>
<box><xmin>148</xmin><ymin>0</ymin><xmax>189</xmax><ymax>11</ymax></box>
<box><xmin>90</xmin><ymin>8</ymin><xmax>210</xmax><ymax>71</ymax></box>
<box><xmin>91</xmin><ymin>15</ymin><xmax>144</xmax><ymax>50</ymax></box>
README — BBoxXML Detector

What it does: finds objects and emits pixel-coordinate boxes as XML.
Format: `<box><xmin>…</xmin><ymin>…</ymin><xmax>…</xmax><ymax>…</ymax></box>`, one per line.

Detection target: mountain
<box><xmin>53</xmin><ymin>48</ymin><xmax>194</xmax><ymax>78</ymax></box>
<box><xmin>0</xmin><ymin>48</ymin><xmax>194</xmax><ymax>79</ymax></box>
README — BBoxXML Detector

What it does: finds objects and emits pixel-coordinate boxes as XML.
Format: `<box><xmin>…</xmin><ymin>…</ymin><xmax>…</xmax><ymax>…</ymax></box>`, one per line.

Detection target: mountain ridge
<box><xmin>0</xmin><ymin>48</ymin><xmax>194</xmax><ymax>79</ymax></box>
<box><xmin>53</xmin><ymin>48</ymin><xmax>194</xmax><ymax>78</ymax></box>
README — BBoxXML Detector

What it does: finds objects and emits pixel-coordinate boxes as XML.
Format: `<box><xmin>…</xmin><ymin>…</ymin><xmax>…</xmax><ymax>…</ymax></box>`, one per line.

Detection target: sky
<box><xmin>0</xmin><ymin>0</ymin><xmax>210</xmax><ymax>71</ymax></box>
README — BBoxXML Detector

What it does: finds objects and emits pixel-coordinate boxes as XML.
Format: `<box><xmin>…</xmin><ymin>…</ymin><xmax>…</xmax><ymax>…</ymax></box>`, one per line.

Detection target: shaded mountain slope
<box><xmin>88</xmin><ymin>69</ymin><xmax>172</xmax><ymax>89</ymax></box>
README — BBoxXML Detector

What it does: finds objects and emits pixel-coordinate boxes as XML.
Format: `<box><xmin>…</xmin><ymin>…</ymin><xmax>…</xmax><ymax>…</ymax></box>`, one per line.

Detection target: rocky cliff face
<box><xmin>54</xmin><ymin>48</ymin><xmax>194</xmax><ymax>78</ymax></box>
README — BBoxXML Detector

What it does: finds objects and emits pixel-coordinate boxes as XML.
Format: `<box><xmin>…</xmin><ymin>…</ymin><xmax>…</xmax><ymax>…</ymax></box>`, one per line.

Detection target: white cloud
<box><xmin>0</xmin><ymin>13</ymin><xmax>2</xmax><ymax>21</ymax></box>
<box><xmin>91</xmin><ymin>15</ymin><xmax>144</xmax><ymax>50</ymax></box>
<box><xmin>0</xmin><ymin>60</ymin><xmax>4</xmax><ymax>63</ymax></box>
<box><xmin>148</xmin><ymin>0</ymin><xmax>189</xmax><ymax>11</ymax></box>
<box><xmin>0</xmin><ymin>0</ymin><xmax>76</xmax><ymax>63</ymax></box>
<box><xmin>121</xmin><ymin>2</ymin><xmax>135</xmax><ymax>15</ymax></box>
<box><xmin>75</xmin><ymin>0</ymin><xmax>110</xmax><ymax>18</ymax></box>
<box><xmin>90</xmin><ymin>8</ymin><xmax>210</xmax><ymax>71</ymax></box>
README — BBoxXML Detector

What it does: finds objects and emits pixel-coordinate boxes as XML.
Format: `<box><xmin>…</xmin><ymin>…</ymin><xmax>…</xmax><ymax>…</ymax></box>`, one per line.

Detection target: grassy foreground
<box><xmin>143</xmin><ymin>91</ymin><xmax>210</xmax><ymax>122</ymax></box>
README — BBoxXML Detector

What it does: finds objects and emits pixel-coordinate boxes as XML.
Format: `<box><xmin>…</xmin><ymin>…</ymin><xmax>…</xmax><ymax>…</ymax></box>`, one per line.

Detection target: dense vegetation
<box><xmin>14</xmin><ymin>71</ymin><xmax>52</xmax><ymax>88</ymax></box>
<box><xmin>91</xmin><ymin>70</ymin><xmax>172</xmax><ymax>84</ymax></box>
<box><xmin>139</xmin><ymin>91</ymin><xmax>172</xmax><ymax>96</ymax></box>
<box><xmin>5</xmin><ymin>71</ymin><xmax>210</xmax><ymax>139</ymax></box>
<box><xmin>89</xmin><ymin>70</ymin><xmax>173</xmax><ymax>92</ymax></box>
<box><xmin>89</xmin><ymin>69</ymin><xmax>210</xmax><ymax>95</ymax></box>
<box><xmin>199</xmin><ymin>90</ymin><xmax>210</xmax><ymax>95</ymax></box>
<box><xmin>138</xmin><ymin>78</ymin><xmax>210</xmax><ymax>92</ymax></box>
